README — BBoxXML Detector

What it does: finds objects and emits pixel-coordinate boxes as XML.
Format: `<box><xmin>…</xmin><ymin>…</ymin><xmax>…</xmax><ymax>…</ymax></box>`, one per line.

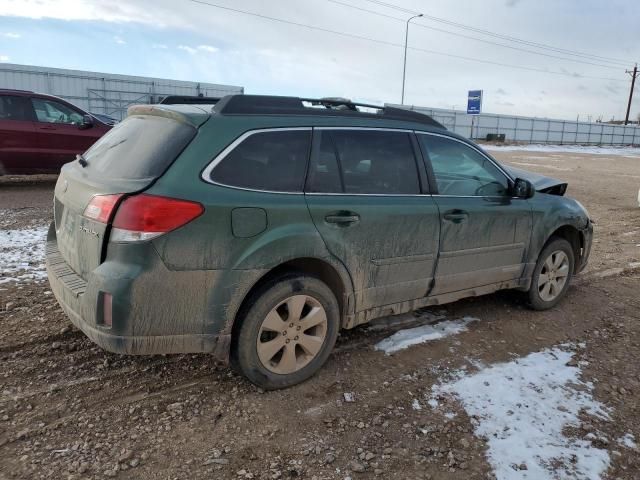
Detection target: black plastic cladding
<box><xmin>212</xmin><ymin>95</ymin><xmax>447</xmax><ymax>130</ymax></box>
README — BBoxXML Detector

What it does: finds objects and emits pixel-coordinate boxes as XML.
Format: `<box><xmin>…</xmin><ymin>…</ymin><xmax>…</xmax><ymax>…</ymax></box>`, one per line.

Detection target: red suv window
<box><xmin>31</xmin><ymin>98</ymin><xmax>84</xmax><ymax>125</ymax></box>
<box><xmin>0</xmin><ymin>95</ymin><xmax>33</xmax><ymax>121</ymax></box>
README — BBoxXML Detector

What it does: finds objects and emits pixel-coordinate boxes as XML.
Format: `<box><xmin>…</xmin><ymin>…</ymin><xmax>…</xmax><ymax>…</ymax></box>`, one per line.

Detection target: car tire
<box><xmin>527</xmin><ymin>237</ymin><xmax>575</xmax><ymax>310</ymax></box>
<box><xmin>231</xmin><ymin>274</ymin><xmax>340</xmax><ymax>390</ymax></box>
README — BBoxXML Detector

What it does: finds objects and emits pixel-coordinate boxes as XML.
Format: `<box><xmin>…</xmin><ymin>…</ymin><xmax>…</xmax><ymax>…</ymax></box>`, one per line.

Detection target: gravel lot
<box><xmin>1</xmin><ymin>147</ymin><xmax>639</xmax><ymax>480</ymax></box>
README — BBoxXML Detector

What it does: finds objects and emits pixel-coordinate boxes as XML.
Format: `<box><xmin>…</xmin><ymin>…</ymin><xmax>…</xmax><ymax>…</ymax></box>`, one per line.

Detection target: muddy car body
<box><xmin>46</xmin><ymin>95</ymin><xmax>592</xmax><ymax>389</ymax></box>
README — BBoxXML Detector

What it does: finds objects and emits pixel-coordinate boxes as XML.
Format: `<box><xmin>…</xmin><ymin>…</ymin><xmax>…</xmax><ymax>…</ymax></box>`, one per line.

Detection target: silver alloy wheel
<box><xmin>538</xmin><ymin>250</ymin><xmax>570</xmax><ymax>302</ymax></box>
<box><xmin>256</xmin><ymin>295</ymin><xmax>328</xmax><ymax>375</ymax></box>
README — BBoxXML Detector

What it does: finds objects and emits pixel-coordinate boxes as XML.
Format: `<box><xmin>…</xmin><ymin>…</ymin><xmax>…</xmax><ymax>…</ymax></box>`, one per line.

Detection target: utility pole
<box><xmin>401</xmin><ymin>13</ymin><xmax>423</xmax><ymax>105</ymax></box>
<box><xmin>625</xmin><ymin>64</ymin><xmax>638</xmax><ymax>125</ymax></box>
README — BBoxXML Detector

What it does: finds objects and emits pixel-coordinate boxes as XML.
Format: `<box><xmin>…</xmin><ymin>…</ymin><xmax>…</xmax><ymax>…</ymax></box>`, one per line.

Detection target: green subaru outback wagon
<box><xmin>47</xmin><ymin>95</ymin><xmax>592</xmax><ymax>389</ymax></box>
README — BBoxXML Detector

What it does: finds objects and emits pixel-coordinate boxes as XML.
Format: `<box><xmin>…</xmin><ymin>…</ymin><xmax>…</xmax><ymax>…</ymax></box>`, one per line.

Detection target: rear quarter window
<box><xmin>209</xmin><ymin>129</ymin><xmax>311</xmax><ymax>192</ymax></box>
<box><xmin>83</xmin><ymin>115</ymin><xmax>196</xmax><ymax>181</ymax></box>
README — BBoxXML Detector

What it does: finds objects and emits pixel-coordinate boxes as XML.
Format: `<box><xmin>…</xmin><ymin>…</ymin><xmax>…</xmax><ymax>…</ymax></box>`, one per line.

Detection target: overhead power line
<box><xmin>358</xmin><ymin>0</ymin><xmax>635</xmax><ymax>67</ymax></box>
<box><xmin>327</xmin><ymin>0</ymin><xmax>622</xmax><ymax>70</ymax></box>
<box><xmin>186</xmin><ymin>0</ymin><xmax>627</xmax><ymax>83</ymax></box>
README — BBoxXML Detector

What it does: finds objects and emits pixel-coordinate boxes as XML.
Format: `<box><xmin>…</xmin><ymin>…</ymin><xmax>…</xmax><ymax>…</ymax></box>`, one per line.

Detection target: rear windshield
<box><xmin>83</xmin><ymin>115</ymin><xmax>196</xmax><ymax>180</ymax></box>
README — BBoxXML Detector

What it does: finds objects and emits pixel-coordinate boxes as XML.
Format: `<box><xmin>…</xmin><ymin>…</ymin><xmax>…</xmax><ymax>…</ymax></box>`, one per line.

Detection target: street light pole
<box><xmin>401</xmin><ymin>13</ymin><xmax>423</xmax><ymax>105</ymax></box>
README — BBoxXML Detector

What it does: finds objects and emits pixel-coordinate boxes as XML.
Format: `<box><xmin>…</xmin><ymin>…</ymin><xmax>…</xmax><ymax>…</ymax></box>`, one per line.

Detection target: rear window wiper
<box><xmin>76</xmin><ymin>154</ymin><xmax>88</xmax><ymax>168</ymax></box>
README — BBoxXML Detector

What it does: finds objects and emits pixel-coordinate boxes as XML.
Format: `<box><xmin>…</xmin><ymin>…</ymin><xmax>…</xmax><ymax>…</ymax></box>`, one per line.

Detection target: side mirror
<box><xmin>79</xmin><ymin>114</ymin><xmax>94</xmax><ymax>130</ymax></box>
<box><xmin>512</xmin><ymin>178</ymin><xmax>535</xmax><ymax>199</ymax></box>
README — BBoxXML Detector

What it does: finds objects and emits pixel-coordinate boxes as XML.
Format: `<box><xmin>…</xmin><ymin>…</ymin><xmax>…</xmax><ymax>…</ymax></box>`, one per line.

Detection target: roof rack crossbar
<box><xmin>300</xmin><ymin>97</ymin><xmax>381</xmax><ymax>111</ymax></box>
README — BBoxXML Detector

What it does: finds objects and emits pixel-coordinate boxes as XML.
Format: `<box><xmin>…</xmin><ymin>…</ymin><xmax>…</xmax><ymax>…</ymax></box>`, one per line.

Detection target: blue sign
<box><xmin>467</xmin><ymin>90</ymin><xmax>483</xmax><ymax>115</ymax></box>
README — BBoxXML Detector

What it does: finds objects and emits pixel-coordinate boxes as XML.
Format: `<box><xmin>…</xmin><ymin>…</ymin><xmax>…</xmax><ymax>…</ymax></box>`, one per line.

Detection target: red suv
<box><xmin>0</xmin><ymin>89</ymin><xmax>112</xmax><ymax>174</ymax></box>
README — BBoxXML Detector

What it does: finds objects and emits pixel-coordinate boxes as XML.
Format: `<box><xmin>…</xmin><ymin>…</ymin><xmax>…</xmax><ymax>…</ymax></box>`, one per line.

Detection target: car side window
<box><xmin>31</xmin><ymin>98</ymin><xmax>84</xmax><ymax>125</ymax></box>
<box><xmin>211</xmin><ymin>130</ymin><xmax>311</xmax><ymax>192</ymax></box>
<box><xmin>419</xmin><ymin>134</ymin><xmax>509</xmax><ymax>197</ymax></box>
<box><xmin>307</xmin><ymin>130</ymin><xmax>420</xmax><ymax>194</ymax></box>
<box><xmin>0</xmin><ymin>95</ymin><xmax>33</xmax><ymax>121</ymax></box>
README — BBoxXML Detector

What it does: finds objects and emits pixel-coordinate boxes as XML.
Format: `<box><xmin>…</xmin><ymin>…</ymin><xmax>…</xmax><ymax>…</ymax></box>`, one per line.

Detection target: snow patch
<box><xmin>374</xmin><ymin>317</ymin><xmax>479</xmax><ymax>355</ymax></box>
<box><xmin>430</xmin><ymin>346</ymin><xmax>610</xmax><ymax>480</ymax></box>
<box><xmin>0</xmin><ymin>226</ymin><xmax>48</xmax><ymax>283</ymax></box>
<box><xmin>617</xmin><ymin>433</ymin><xmax>637</xmax><ymax>450</ymax></box>
<box><xmin>411</xmin><ymin>399</ymin><xmax>422</xmax><ymax>410</ymax></box>
<box><xmin>342</xmin><ymin>392</ymin><xmax>355</xmax><ymax>403</ymax></box>
<box><xmin>483</xmin><ymin>144</ymin><xmax>640</xmax><ymax>157</ymax></box>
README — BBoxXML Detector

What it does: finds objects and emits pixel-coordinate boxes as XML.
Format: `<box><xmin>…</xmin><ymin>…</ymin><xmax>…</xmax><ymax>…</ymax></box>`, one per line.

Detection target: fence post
<box><xmin>560</xmin><ymin>121</ymin><xmax>565</xmax><ymax>144</ymax></box>
<box><xmin>587</xmin><ymin>121</ymin><xmax>592</xmax><ymax>145</ymax></box>
<box><xmin>599</xmin><ymin>124</ymin><xmax>603</xmax><ymax>145</ymax></box>
<box><xmin>530</xmin><ymin>119</ymin><xmax>534</xmax><ymax>143</ymax></box>
<box><xmin>514</xmin><ymin>117</ymin><xmax>518</xmax><ymax>142</ymax></box>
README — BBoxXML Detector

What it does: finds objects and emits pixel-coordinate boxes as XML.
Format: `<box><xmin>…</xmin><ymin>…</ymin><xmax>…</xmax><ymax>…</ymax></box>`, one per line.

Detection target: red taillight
<box><xmin>83</xmin><ymin>194</ymin><xmax>123</xmax><ymax>224</ymax></box>
<box><xmin>110</xmin><ymin>194</ymin><xmax>204</xmax><ymax>242</ymax></box>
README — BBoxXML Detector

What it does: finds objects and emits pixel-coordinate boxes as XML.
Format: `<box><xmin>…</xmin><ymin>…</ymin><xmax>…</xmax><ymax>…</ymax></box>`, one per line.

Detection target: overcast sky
<box><xmin>0</xmin><ymin>0</ymin><xmax>638</xmax><ymax>121</ymax></box>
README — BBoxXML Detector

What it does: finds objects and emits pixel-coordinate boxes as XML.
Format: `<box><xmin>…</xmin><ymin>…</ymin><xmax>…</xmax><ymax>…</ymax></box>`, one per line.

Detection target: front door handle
<box><xmin>39</xmin><ymin>125</ymin><xmax>56</xmax><ymax>130</ymax></box>
<box><xmin>443</xmin><ymin>210</ymin><xmax>469</xmax><ymax>223</ymax></box>
<box><xmin>325</xmin><ymin>213</ymin><xmax>360</xmax><ymax>225</ymax></box>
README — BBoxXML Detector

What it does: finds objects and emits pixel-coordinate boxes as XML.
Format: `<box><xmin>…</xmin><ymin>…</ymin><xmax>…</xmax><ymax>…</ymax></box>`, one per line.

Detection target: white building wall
<box><xmin>0</xmin><ymin>63</ymin><xmax>243</xmax><ymax>120</ymax></box>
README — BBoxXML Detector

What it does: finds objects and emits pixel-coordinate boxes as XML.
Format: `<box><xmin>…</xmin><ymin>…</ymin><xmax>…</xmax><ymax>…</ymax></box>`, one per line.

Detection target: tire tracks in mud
<box><xmin>0</xmin><ymin>372</ymin><xmax>215</xmax><ymax>448</ymax></box>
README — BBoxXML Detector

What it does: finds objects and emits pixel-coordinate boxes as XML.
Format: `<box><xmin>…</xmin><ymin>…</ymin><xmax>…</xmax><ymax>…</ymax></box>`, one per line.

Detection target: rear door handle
<box><xmin>39</xmin><ymin>125</ymin><xmax>56</xmax><ymax>130</ymax></box>
<box><xmin>443</xmin><ymin>210</ymin><xmax>469</xmax><ymax>223</ymax></box>
<box><xmin>325</xmin><ymin>214</ymin><xmax>360</xmax><ymax>225</ymax></box>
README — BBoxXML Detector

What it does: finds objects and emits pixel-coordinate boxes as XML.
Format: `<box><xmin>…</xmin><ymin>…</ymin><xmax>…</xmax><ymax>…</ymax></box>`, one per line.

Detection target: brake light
<box><xmin>110</xmin><ymin>194</ymin><xmax>204</xmax><ymax>242</ymax></box>
<box><xmin>83</xmin><ymin>194</ymin><xmax>123</xmax><ymax>224</ymax></box>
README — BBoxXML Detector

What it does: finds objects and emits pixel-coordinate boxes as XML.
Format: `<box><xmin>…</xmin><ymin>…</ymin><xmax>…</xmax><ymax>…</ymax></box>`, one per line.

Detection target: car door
<box><xmin>305</xmin><ymin>128</ymin><xmax>440</xmax><ymax>312</ymax></box>
<box><xmin>417</xmin><ymin>133</ymin><xmax>532</xmax><ymax>295</ymax></box>
<box><xmin>0</xmin><ymin>95</ymin><xmax>40</xmax><ymax>174</ymax></box>
<box><xmin>31</xmin><ymin>97</ymin><xmax>97</xmax><ymax>171</ymax></box>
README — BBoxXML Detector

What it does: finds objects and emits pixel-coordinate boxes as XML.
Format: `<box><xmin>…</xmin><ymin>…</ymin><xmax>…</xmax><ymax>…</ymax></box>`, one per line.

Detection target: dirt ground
<box><xmin>1</xmin><ymin>149</ymin><xmax>639</xmax><ymax>480</ymax></box>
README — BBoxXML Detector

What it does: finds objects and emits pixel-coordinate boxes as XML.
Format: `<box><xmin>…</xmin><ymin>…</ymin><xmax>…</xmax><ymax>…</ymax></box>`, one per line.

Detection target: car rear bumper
<box><xmin>51</xmin><ymin>282</ymin><xmax>230</xmax><ymax>358</ymax></box>
<box><xmin>46</xmin><ymin>226</ymin><xmax>231</xmax><ymax>361</ymax></box>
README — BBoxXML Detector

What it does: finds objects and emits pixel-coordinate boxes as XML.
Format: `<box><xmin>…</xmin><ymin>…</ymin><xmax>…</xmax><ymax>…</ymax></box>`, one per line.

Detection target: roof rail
<box><xmin>0</xmin><ymin>88</ymin><xmax>35</xmax><ymax>94</ymax></box>
<box><xmin>213</xmin><ymin>95</ymin><xmax>446</xmax><ymax>129</ymax></box>
<box><xmin>160</xmin><ymin>95</ymin><xmax>221</xmax><ymax>105</ymax></box>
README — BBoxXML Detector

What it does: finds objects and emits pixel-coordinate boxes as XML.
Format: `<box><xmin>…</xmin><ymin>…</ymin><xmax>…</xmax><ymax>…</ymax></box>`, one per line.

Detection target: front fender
<box><xmin>527</xmin><ymin>193</ymin><xmax>590</xmax><ymax>264</ymax></box>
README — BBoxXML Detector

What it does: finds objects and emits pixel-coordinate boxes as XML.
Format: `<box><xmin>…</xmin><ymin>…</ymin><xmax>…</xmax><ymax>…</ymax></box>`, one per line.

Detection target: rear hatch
<box><xmin>53</xmin><ymin>106</ymin><xmax>208</xmax><ymax>278</ymax></box>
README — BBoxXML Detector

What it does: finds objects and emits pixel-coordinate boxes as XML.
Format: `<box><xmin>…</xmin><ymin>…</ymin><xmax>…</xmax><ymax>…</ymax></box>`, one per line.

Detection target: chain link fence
<box><xmin>392</xmin><ymin>104</ymin><xmax>640</xmax><ymax>146</ymax></box>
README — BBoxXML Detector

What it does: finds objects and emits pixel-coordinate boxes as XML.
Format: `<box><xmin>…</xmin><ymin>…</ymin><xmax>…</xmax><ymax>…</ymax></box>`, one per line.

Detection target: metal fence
<box><xmin>0</xmin><ymin>63</ymin><xmax>243</xmax><ymax>120</ymax></box>
<box><xmin>391</xmin><ymin>104</ymin><xmax>640</xmax><ymax>146</ymax></box>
